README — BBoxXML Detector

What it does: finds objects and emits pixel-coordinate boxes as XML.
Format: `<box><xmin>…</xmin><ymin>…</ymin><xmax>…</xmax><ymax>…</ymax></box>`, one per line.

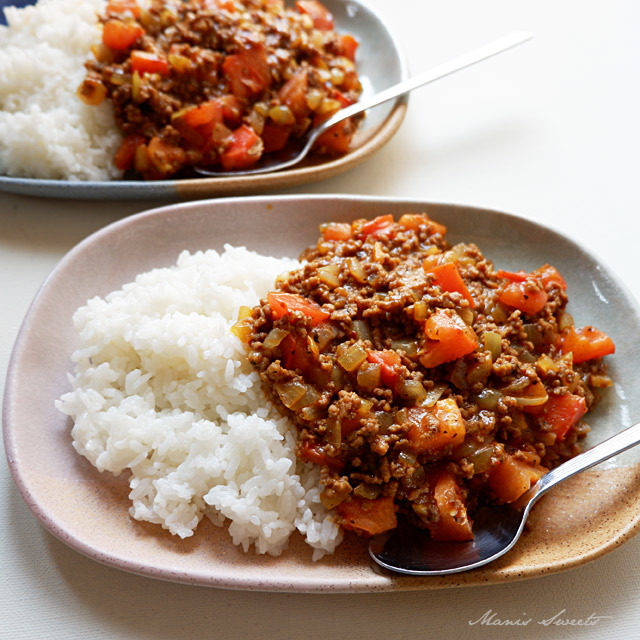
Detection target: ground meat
<box><xmin>78</xmin><ymin>0</ymin><xmax>362</xmax><ymax>178</ymax></box>
<box><xmin>244</xmin><ymin>213</ymin><xmax>615</xmax><ymax>540</ymax></box>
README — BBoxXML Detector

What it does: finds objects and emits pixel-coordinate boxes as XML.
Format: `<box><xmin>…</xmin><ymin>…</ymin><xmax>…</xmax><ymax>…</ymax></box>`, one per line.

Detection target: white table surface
<box><xmin>2</xmin><ymin>1</ymin><xmax>640</xmax><ymax>638</ymax></box>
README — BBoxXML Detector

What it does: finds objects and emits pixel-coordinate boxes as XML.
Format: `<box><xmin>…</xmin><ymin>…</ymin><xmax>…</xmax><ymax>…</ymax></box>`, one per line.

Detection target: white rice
<box><xmin>0</xmin><ymin>0</ymin><xmax>123</xmax><ymax>181</ymax></box>
<box><xmin>55</xmin><ymin>246</ymin><xmax>343</xmax><ymax>559</ymax></box>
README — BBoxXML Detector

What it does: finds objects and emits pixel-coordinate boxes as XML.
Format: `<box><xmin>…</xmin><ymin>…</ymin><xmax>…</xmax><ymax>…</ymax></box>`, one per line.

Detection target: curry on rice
<box><xmin>78</xmin><ymin>0</ymin><xmax>363</xmax><ymax>179</ymax></box>
<box><xmin>240</xmin><ymin>213</ymin><xmax>615</xmax><ymax>541</ymax></box>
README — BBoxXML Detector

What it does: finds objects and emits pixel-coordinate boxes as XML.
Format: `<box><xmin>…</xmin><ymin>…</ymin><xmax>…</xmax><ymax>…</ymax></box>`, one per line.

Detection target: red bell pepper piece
<box><xmin>420</xmin><ymin>310</ymin><xmax>478</xmax><ymax>368</ymax></box>
<box><xmin>102</xmin><ymin>20</ymin><xmax>144</xmax><ymax>50</ymax></box>
<box><xmin>267</xmin><ymin>292</ymin><xmax>330</xmax><ymax>326</ymax></box>
<box><xmin>338</xmin><ymin>496</ymin><xmax>397</xmax><ymax>536</ymax></box>
<box><xmin>425</xmin><ymin>262</ymin><xmax>475</xmax><ymax>308</ymax></box>
<box><xmin>560</xmin><ymin>326</ymin><xmax>615</xmax><ymax>364</ymax></box>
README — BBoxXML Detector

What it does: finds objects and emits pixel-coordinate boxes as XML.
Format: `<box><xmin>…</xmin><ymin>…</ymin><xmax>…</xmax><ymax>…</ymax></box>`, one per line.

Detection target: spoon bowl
<box><xmin>369</xmin><ymin>420</ymin><xmax>640</xmax><ymax>576</ymax></box>
<box><xmin>196</xmin><ymin>31</ymin><xmax>531</xmax><ymax>177</ymax></box>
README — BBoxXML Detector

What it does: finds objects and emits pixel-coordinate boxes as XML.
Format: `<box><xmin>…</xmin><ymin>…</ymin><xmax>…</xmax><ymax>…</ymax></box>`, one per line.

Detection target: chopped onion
<box><xmin>483</xmin><ymin>331</ymin><xmax>502</xmax><ymax>361</ymax></box>
<box><xmin>337</xmin><ymin>341</ymin><xmax>368</xmax><ymax>372</ymax></box>
<box><xmin>352</xmin><ymin>319</ymin><xmax>372</xmax><ymax>342</ymax></box>
<box><xmin>390</xmin><ymin>339</ymin><xmax>418</xmax><ymax>356</ymax></box>
<box><xmin>300</xmin><ymin>404</ymin><xmax>326</xmax><ymax>421</ymax></box>
<box><xmin>354</xmin><ymin>483</ymin><xmax>380</xmax><ymax>499</ymax></box>
<box><xmin>275</xmin><ymin>381</ymin><xmax>306</xmax><ymax>409</ymax></box>
<box><xmin>313</xmin><ymin>323</ymin><xmax>338</xmax><ymax>351</ymax></box>
<box><xmin>466</xmin><ymin>351</ymin><xmax>493</xmax><ymax>385</ymax></box>
<box><xmin>318</xmin><ymin>264</ymin><xmax>341</xmax><ymax>288</ymax></box>
<box><xmin>474</xmin><ymin>388</ymin><xmax>503</xmax><ymax>410</ymax></box>
<box><xmin>357</xmin><ymin>362</ymin><xmax>381</xmax><ymax>389</ymax></box>
<box><xmin>325</xmin><ymin>414</ymin><xmax>341</xmax><ymax>446</ymax></box>
<box><xmin>421</xmin><ymin>383</ymin><xmax>447</xmax><ymax>408</ymax></box>
<box><xmin>501</xmin><ymin>375</ymin><xmax>531</xmax><ymax>393</ymax></box>
<box><xmin>357</xmin><ymin>398</ymin><xmax>374</xmax><ymax>417</ymax></box>
<box><xmin>523</xmin><ymin>323</ymin><xmax>544</xmax><ymax>348</ymax></box>
<box><xmin>468</xmin><ymin>445</ymin><xmax>495</xmax><ymax>473</ymax></box>
<box><xmin>590</xmin><ymin>374</ymin><xmax>613</xmax><ymax>388</ymax></box>
<box><xmin>263</xmin><ymin>327</ymin><xmax>287</xmax><ymax>349</ymax></box>
<box><xmin>396</xmin><ymin>379</ymin><xmax>427</xmax><ymax>404</ymax></box>
<box><xmin>398</xmin><ymin>450</ymin><xmax>417</xmax><ymax>466</ymax></box>
<box><xmin>268</xmin><ymin>104</ymin><xmax>295</xmax><ymax>125</ymax></box>
<box><xmin>294</xmin><ymin>384</ymin><xmax>321</xmax><ymax>410</ymax></box>
<box><xmin>306</xmin><ymin>88</ymin><xmax>324</xmax><ymax>111</ymax></box>
<box><xmin>512</xmin><ymin>385</ymin><xmax>548</xmax><ymax>406</ymax></box>
<box><xmin>413</xmin><ymin>301</ymin><xmax>429</xmax><ymax>321</ymax></box>
<box><xmin>347</xmin><ymin>257</ymin><xmax>366</xmax><ymax>283</ymax></box>
<box><xmin>457</xmin><ymin>307</ymin><xmax>474</xmax><ymax>326</ymax></box>
<box><xmin>375</xmin><ymin>411</ymin><xmax>395</xmax><ymax>433</ymax></box>
<box><xmin>558</xmin><ymin>311</ymin><xmax>574</xmax><ymax>331</ymax></box>
<box><xmin>489</xmin><ymin>302</ymin><xmax>509</xmax><ymax>323</ymax></box>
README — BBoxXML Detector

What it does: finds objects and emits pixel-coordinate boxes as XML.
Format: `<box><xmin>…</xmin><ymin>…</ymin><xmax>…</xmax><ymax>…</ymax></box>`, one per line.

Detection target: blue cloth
<box><xmin>0</xmin><ymin>1</ymin><xmax>38</xmax><ymax>26</ymax></box>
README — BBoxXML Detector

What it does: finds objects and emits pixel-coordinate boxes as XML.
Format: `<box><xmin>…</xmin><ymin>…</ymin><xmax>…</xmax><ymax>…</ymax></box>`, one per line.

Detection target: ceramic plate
<box><xmin>4</xmin><ymin>195</ymin><xmax>640</xmax><ymax>592</ymax></box>
<box><xmin>0</xmin><ymin>0</ymin><xmax>407</xmax><ymax>200</ymax></box>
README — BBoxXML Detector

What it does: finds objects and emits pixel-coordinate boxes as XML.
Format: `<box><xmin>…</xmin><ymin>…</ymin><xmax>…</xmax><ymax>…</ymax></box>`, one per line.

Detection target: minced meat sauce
<box><xmin>77</xmin><ymin>0</ymin><xmax>362</xmax><ymax>179</ymax></box>
<box><xmin>238</xmin><ymin>214</ymin><xmax>615</xmax><ymax>541</ymax></box>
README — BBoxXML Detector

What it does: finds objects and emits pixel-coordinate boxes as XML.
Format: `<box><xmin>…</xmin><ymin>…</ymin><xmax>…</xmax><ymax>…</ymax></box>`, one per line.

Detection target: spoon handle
<box><xmin>312</xmin><ymin>31</ymin><xmax>533</xmax><ymax>140</ymax></box>
<box><xmin>531</xmin><ymin>421</ymin><xmax>640</xmax><ymax>502</ymax></box>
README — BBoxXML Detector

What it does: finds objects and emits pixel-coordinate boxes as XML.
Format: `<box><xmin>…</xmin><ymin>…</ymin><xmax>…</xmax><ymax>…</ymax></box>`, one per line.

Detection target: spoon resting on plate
<box><xmin>369</xmin><ymin>420</ymin><xmax>640</xmax><ymax>576</ymax></box>
<box><xmin>195</xmin><ymin>31</ymin><xmax>532</xmax><ymax>177</ymax></box>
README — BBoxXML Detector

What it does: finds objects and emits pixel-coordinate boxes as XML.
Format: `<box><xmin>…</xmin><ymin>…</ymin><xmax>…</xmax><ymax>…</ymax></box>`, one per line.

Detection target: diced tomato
<box><xmin>527</xmin><ymin>392</ymin><xmax>587</xmax><ymax>441</ymax></box>
<box><xmin>298</xmin><ymin>440</ymin><xmax>343</xmax><ymax>470</ymax></box>
<box><xmin>264</xmin><ymin>126</ymin><xmax>290</xmax><ymax>153</ymax></box>
<box><xmin>329</xmin><ymin>88</ymin><xmax>355</xmax><ymax>108</ymax></box>
<box><xmin>339</xmin><ymin>34</ymin><xmax>358</xmax><ymax>61</ymax></box>
<box><xmin>313</xmin><ymin>118</ymin><xmax>354</xmax><ymax>155</ymax></box>
<box><xmin>495</xmin><ymin>269</ymin><xmax>528</xmax><ymax>282</ymax></box>
<box><xmin>295</xmin><ymin>0</ymin><xmax>334</xmax><ymax>30</ymax></box>
<box><xmin>359</xmin><ymin>215</ymin><xmax>395</xmax><ymax>239</ymax></box>
<box><xmin>106</xmin><ymin>0</ymin><xmax>141</xmax><ymax>17</ymax></box>
<box><xmin>267</xmin><ymin>292</ymin><xmax>330</xmax><ymax>326</ymax></box>
<box><xmin>560</xmin><ymin>326</ymin><xmax>615</xmax><ymax>364</ymax></box>
<box><xmin>222</xmin><ymin>44</ymin><xmax>271</xmax><ymax>98</ymax></box>
<box><xmin>338</xmin><ymin>496</ymin><xmax>397</xmax><ymax>536</ymax></box>
<box><xmin>430</xmin><ymin>470</ymin><xmax>473</xmax><ymax>541</ymax></box>
<box><xmin>497</xmin><ymin>279</ymin><xmax>548</xmax><ymax>315</ymax></box>
<box><xmin>102</xmin><ymin>20</ymin><xmax>144</xmax><ymax>51</ymax></box>
<box><xmin>279</xmin><ymin>69</ymin><xmax>309</xmax><ymax>118</ymax></box>
<box><xmin>406</xmin><ymin>398</ymin><xmax>466</xmax><ymax>455</ymax></box>
<box><xmin>398</xmin><ymin>213</ymin><xmax>447</xmax><ymax>236</ymax></box>
<box><xmin>425</xmin><ymin>262</ymin><xmax>475</xmax><ymax>308</ymax></box>
<box><xmin>219</xmin><ymin>124</ymin><xmax>263</xmax><ymax>171</ymax></box>
<box><xmin>215</xmin><ymin>94</ymin><xmax>243</xmax><ymax>126</ymax></box>
<box><xmin>420</xmin><ymin>309</ymin><xmax>478</xmax><ymax>368</ymax></box>
<box><xmin>367</xmin><ymin>350</ymin><xmax>401</xmax><ymax>388</ymax></box>
<box><xmin>321</xmin><ymin>222</ymin><xmax>352</xmax><ymax>242</ymax></box>
<box><xmin>341</xmin><ymin>417</ymin><xmax>361</xmax><ymax>438</ymax></box>
<box><xmin>261</xmin><ymin>123</ymin><xmax>291</xmax><ymax>153</ymax></box>
<box><xmin>181</xmin><ymin>101</ymin><xmax>223</xmax><ymax>129</ymax></box>
<box><xmin>280</xmin><ymin>333</ymin><xmax>313</xmax><ymax>374</ymax></box>
<box><xmin>534</xmin><ymin>264</ymin><xmax>567</xmax><ymax>290</ymax></box>
<box><xmin>113</xmin><ymin>133</ymin><xmax>146</xmax><ymax>171</ymax></box>
<box><xmin>146</xmin><ymin>136</ymin><xmax>187</xmax><ymax>177</ymax></box>
<box><xmin>130</xmin><ymin>50</ymin><xmax>169</xmax><ymax>75</ymax></box>
<box><xmin>489</xmin><ymin>454</ymin><xmax>546</xmax><ymax>503</ymax></box>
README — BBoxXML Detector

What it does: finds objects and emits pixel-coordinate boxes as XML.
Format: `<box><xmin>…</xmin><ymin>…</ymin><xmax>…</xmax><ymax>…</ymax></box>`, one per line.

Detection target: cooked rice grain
<box><xmin>0</xmin><ymin>0</ymin><xmax>123</xmax><ymax>181</ymax></box>
<box><xmin>55</xmin><ymin>246</ymin><xmax>342</xmax><ymax>558</ymax></box>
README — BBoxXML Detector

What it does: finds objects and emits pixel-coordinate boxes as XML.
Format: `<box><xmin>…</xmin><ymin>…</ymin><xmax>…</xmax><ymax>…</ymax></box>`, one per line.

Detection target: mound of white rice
<box><xmin>55</xmin><ymin>246</ymin><xmax>342</xmax><ymax>558</ymax></box>
<box><xmin>0</xmin><ymin>0</ymin><xmax>123</xmax><ymax>181</ymax></box>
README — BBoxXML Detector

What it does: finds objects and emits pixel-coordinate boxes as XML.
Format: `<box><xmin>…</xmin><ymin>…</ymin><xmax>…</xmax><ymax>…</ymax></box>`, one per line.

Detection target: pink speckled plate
<box><xmin>4</xmin><ymin>195</ymin><xmax>640</xmax><ymax>592</ymax></box>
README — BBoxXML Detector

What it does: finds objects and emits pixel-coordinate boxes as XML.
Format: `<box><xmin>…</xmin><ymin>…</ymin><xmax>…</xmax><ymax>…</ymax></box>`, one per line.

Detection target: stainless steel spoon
<box><xmin>369</xmin><ymin>420</ymin><xmax>640</xmax><ymax>576</ymax></box>
<box><xmin>195</xmin><ymin>31</ymin><xmax>531</xmax><ymax>177</ymax></box>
